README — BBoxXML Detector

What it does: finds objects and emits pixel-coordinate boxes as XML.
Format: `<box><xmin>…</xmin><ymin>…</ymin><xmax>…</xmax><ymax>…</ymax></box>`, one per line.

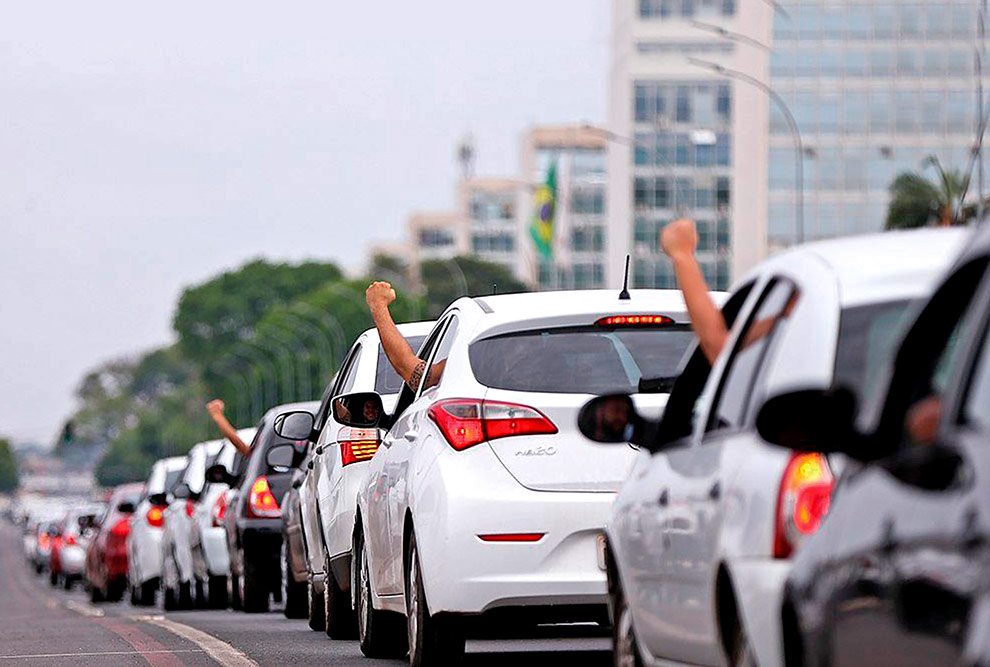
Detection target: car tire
<box><xmin>163</xmin><ymin>584</ymin><xmax>179</xmax><ymax>611</ymax></box>
<box><xmin>63</xmin><ymin>575</ymin><xmax>75</xmax><ymax>591</ymax></box>
<box><xmin>49</xmin><ymin>570</ymin><xmax>58</xmax><ymax>587</ymax></box>
<box><xmin>34</xmin><ymin>562</ymin><xmax>44</xmax><ymax>575</ymax></box>
<box><xmin>89</xmin><ymin>582</ymin><xmax>105</xmax><ymax>603</ymax></box>
<box><xmin>178</xmin><ymin>580</ymin><xmax>193</xmax><ymax>609</ymax></box>
<box><xmin>406</xmin><ymin>533</ymin><xmax>464</xmax><ymax>667</ymax></box>
<box><xmin>240</xmin><ymin>555</ymin><xmax>269</xmax><ymax>613</ymax></box>
<box><xmin>324</xmin><ymin>546</ymin><xmax>357</xmax><ymax>639</ymax></box>
<box><xmin>107</xmin><ymin>579</ymin><xmax>126</xmax><ymax>602</ymax></box>
<box><xmin>194</xmin><ymin>578</ymin><xmax>207</xmax><ymax>609</ymax></box>
<box><xmin>307</xmin><ymin>577</ymin><xmax>325</xmax><ymax>631</ymax></box>
<box><xmin>356</xmin><ymin>532</ymin><xmax>407</xmax><ymax>659</ymax></box>
<box><xmin>612</xmin><ymin>577</ymin><xmax>644</xmax><ymax>667</ymax></box>
<box><xmin>229</xmin><ymin>573</ymin><xmax>242</xmax><ymax>610</ymax></box>
<box><xmin>730</xmin><ymin>623</ymin><xmax>757</xmax><ymax>667</ymax></box>
<box><xmin>282</xmin><ymin>540</ymin><xmax>308</xmax><ymax>619</ymax></box>
<box><xmin>208</xmin><ymin>575</ymin><xmax>228</xmax><ymax>609</ymax></box>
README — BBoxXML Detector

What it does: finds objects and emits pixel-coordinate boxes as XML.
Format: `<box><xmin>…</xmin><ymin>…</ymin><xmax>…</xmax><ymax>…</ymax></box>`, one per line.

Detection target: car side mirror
<box><xmin>205</xmin><ymin>464</ymin><xmax>236</xmax><ymax>486</ymax></box>
<box><xmin>274</xmin><ymin>410</ymin><xmax>316</xmax><ymax>441</ymax></box>
<box><xmin>147</xmin><ymin>492</ymin><xmax>168</xmax><ymax>507</ymax></box>
<box><xmin>332</xmin><ymin>392</ymin><xmax>384</xmax><ymax>429</ymax></box>
<box><xmin>266</xmin><ymin>443</ymin><xmax>304</xmax><ymax>472</ymax></box>
<box><xmin>755</xmin><ymin>387</ymin><xmax>868</xmax><ymax>458</ymax></box>
<box><xmin>578</xmin><ymin>394</ymin><xmax>658</xmax><ymax>448</ymax></box>
<box><xmin>117</xmin><ymin>502</ymin><xmax>136</xmax><ymax>514</ymax></box>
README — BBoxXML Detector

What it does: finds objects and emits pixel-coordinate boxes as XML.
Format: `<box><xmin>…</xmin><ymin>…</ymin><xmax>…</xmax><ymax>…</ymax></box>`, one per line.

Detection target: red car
<box><xmin>84</xmin><ymin>483</ymin><xmax>143</xmax><ymax>602</ymax></box>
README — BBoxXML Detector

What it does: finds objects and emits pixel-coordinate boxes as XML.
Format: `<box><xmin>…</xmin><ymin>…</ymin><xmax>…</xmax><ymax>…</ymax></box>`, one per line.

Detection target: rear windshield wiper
<box><xmin>637</xmin><ymin>376</ymin><xmax>678</xmax><ymax>393</ymax></box>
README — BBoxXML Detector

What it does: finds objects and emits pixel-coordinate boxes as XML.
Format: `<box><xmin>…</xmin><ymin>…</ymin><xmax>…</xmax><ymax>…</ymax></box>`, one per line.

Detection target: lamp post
<box><xmin>687</xmin><ymin>57</ymin><xmax>805</xmax><ymax>243</ymax></box>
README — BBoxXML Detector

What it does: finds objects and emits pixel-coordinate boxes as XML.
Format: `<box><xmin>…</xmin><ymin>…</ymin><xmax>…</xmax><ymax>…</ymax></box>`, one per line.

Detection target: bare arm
<box><xmin>366</xmin><ymin>282</ymin><xmax>425</xmax><ymax>389</ymax></box>
<box><xmin>206</xmin><ymin>399</ymin><xmax>251</xmax><ymax>457</ymax></box>
<box><xmin>662</xmin><ymin>219</ymin><xmax>729</xmax><ymax>365</ymax></box>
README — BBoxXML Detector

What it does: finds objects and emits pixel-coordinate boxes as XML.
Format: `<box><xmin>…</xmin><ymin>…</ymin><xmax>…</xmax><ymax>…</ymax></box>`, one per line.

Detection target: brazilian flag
<box><xmin>529</xmin><ymin>161</ymin><xmax>557</xmax><ymax>259</ymax></box>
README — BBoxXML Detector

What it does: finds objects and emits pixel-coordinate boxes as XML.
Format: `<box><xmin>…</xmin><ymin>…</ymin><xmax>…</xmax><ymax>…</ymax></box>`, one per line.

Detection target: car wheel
<box><xmin>612</xmin><ymin>577</ymin><xmax>644</xmax><ymax>667</ymax></box>
<box><xmin>138</xmin><ymin>578</ymin><xmax>158</xmax><ymax>607</ymax></box>
<box><xmin>730</xmin><ymin>623</ymin><xmax>757</xmax><ymax>667</ymax></box>
<box><xmin>194</xmin><ymin>577</ymin><xmax>207</xmax><ymax>609</ymax></box>
<box><xmin>107</xmin><ymin>579</ymin><xmax>126</xmax><ymax>602</ymax></box>
<box><xmin>34</xmin><ymin>562</ymin><xmax>44</xmax><ymax>575</ymax></box>
<box><xmin>356</xmin><ymin>532</ymin><xmax>407</xmax><ymax>658</ymax></box>
<box><xmin>63</xmin><ymin>574</ymin><xmax>75</xmax><ymax>591</ymax></box>
<box><xmin>208</xmin><ymin>574</ymin><xmax>228</xmax><ymax>609</ymax></box>
<box><xmin>229</xmin><ymin>572</ymin><xmax>242</xmax><ymax>610</ymax></box>
<box><xmin>406</xmin><ymin>533</ymin><xmax>464</xmax><ymax>667</ymax></box>
<box><xmin>282</xmin><ymin>540</ymin><xmax>308</xmax><ymax>619</ymax></box>
<box><xmin>89</xmin><ymin>581</ymin><xmax>105</xmax><ymax>603</ymax></box>
<box><xmin>240</xmin><ymin>554</ymin><xmax>269</xmax><ymax>613</ymax></box>
<box><xmin>49</xmin><ymin>570</ymin><xmax>58</xmax><ymax>587</ymax></box>
<box><xmin>178</xmin><ymin>580</ymin><xmax>193</xmax><ymax>609</ymax></box>
<box><xmin>307</xmin><ymin>577</ymin><xmax>325</xmax><ymax>631</ymax></box>
<box><xmin>323</xmin><ymin>545</ymin><xmax>357</xmax><ymax>639</ymax></box>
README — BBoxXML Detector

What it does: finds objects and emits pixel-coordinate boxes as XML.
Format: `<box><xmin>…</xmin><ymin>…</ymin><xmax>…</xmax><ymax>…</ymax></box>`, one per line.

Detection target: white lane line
<box><xmin>0</xmin><ymin>649</ymin><xmax>205</xmax><ymax>660</ymax></box>
<box><xmin>65</xmin><ymin>600</ymin><xmax>104</xmax><ymax>617</ymax></box>
<box><xmin>135</xmin><ymin>615</ymin><xmax>259</xmax><ymax>667</ymax></box>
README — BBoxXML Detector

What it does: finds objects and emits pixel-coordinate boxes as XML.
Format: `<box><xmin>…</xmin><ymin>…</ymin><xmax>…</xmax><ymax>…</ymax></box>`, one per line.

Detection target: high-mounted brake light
<box><xmin>339</xmin><ymin>427</ymin><xmax>380</xmax><ymax>466</ymax></box>
<box><xmin>773</xmin><ymin>452</ymin><xmax>834</xmax><ymax>559</ymax></box>
<box><xmin>596</xmin><ymin>315</ymin><xmax>674</xmax><ymax>327</ymax></box>
<box><xmin>212</xmin><ymin>494</ymin><xmax>227</xmax><ymax>527</ymax></box>
<box><xmin>248</xmin><ymin>476</ymin><xmax>281</xmax><ymax>518</ymax></box>
<box><xmin>185</xmin><ymin>499</ymin><xmax>196</xmax><ymax>518</ymax></box>
<box><xmin>478</xmin><ymin>533</ymin><xmax>545</xmax><ymax>543</ymax></box>
<box><xmin>429</xmin><ymin>399</ymin><xmax>558</xmax><ymax>451</ymax></box>
<box><xmin>146</xmin><ymin>506</ymin><xmax>164</xmax><ymax>528</ymax></box>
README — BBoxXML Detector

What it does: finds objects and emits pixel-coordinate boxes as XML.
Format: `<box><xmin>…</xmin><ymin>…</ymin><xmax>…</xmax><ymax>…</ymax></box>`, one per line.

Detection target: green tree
<box><xmin>885</xmin><ymin>156</ymin><xmax>982</xmax><ymax>230</ymax></box>
<box><xmin>419</xmin><ymin>255</ymin><xmax>527</xmax><ymax>319</ymax></box>
<box><xmin>0</xmin><ymin>438</ymin><xmax>19</xmax><ymax>492</ymax></box>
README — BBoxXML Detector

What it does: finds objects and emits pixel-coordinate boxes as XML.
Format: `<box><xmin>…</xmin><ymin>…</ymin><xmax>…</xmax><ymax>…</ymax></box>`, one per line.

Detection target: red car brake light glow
<box><xmin>595</xmin><ymin>315</ymin><xmax>674</xmax><ymax>327</ymax></box>
<box><xmin>212</xmin><ymin>494</ymin><xmax>227</xmax><ymax>527</ymax></box>
<box><xmin>147</xmin><ymin>506</ymin><xmax>165</xmax><ymax>528</ymax></box>
<box><xmin>774</xmin><ymin>452</ymin><xmax>835</xmax><ymax>559</ymax></box>
<box><xmin>185</xmin><ymin>499</ymin><xmax>196</xmax><ymax>518</ymax></box>
<box><xmin>428</xmin><ymin>399</ymin><xmax>557</xmax><ymax>451</ymax></box>
<box><xmin>111</xmin><ymin>519</ymin><xmax>130</xmax><ymax>537</ymax></box>
<box><xmin>478</xmin><ymin>533</ymin><xmax>545</xmax><ymax>543</ymax></box>
<box><xmin>248</xmin><ymin>476</ymin><xmax>281</xmax><ymax>518</ymax></box>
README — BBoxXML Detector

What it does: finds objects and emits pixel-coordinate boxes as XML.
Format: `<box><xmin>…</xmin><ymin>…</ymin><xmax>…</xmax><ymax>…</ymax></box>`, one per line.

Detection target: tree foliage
<box><xmin>0</xmin><ymin>439</ymin><xmax>19</xmax><ymax>493</ymax></box>
<box><xmin>419</xmin><ymin>255</ymin><xmax>527</xmax><ymax>318</ymax></box>
<box><xmin>885</xmin><ymin>156</ymin><xmax>983</xmax><ymax>230</ymax></box>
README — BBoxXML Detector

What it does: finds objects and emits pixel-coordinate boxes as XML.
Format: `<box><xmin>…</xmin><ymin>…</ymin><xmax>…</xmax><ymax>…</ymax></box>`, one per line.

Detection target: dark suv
<box><xmin>209</xmin><ymin>400</ymin><xmax>317</xmax><ymax>613</ymax></box>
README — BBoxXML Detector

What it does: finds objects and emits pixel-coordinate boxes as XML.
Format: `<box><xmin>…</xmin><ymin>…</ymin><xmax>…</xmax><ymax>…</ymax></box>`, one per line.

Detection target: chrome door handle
<box><xmin>658</xmin><ymin>489</ymin><xmax>669</xmax><ymax>507</ymax></box>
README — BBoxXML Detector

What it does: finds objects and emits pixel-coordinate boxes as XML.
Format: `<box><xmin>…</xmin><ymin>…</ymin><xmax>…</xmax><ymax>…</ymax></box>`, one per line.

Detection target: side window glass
<box><xmin>418</xmin><ymin>316</ymin><xmax>459</xmax><ymax>396</ymax></box>
<box><xmin>964</xmin><ymin>327</ymin><xmax>990</xmax><ymax>431</ymax></box>
<box><xmin>390</xmin><ymin>319</ymin><xmax>447</xmax><ymax>423</ymax></box>
<box><xmin>339</xmin><ymin>345</ymin><xmax>363</xmax><ymax>394</ymax></box>
<box><xmin>708</xmin><ymin>279</ymin><xmax>799</xmax><ymax>432</ymax></box>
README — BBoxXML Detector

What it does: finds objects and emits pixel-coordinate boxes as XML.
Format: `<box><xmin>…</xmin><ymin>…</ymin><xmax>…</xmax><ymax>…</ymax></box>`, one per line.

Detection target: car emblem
<box><xmin>514</xmin><ymin>446</ymin><xmax>558</xmax><ymax>457</ymax></box>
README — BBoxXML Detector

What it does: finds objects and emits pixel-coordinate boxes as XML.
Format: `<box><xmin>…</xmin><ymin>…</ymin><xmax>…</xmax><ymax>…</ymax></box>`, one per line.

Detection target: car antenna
<box><xmin>492</xmin><ymin>283</ymin><xmax>497</xmax><ymax>295</ymax></box>
<box><xmin>618</xmin><ymin>254</ymin><xmax>631</xmax><ymax>300</ymax></box>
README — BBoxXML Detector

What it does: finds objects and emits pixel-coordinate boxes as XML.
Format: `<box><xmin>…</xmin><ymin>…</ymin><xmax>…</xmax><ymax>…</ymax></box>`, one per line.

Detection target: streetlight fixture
<box><xmin>687</xmin><ymin>57</ymin><xmax>806</xmax><ymax>243</ymax></box>
<box><xmin>689</xmin><ymin>20</ymin><xmax>771</xmax><ymax>52</ymax></box>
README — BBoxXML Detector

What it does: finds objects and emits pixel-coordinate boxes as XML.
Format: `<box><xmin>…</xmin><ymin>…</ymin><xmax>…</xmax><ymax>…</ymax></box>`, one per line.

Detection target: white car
<box><xmin>277</xmin><ymin>322</ymin><xmax>432</xmax><ymax>637</ymax></box>
<box><xmin>346</xmin><ymin>289</ymin><xmax>703</xmax><ymax>665</ymax></box>
<box><xmin>128</xmin><ymin>455</ymin><xmax>188</xmax><ymax>606</ymax></box>
<box><xmin>583</xmin><ymin>228</ymin><xmax>966</xmax><ymax>667</ymax></box>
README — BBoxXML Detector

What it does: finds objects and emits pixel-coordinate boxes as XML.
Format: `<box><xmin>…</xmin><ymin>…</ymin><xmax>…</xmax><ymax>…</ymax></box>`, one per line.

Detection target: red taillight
<box><xmin>774</xmin><ymin>453</ymin><xmax>834</xmax><ymax>559</ymax></box>
<box><xmin>185</xmin><ymin>499</ymin><xmax>195</xmax><ymax>518</ymax></box>
<box><xmin>339</xmin><ymin>427</ymin><xmax>380</xmax><ymax>466</ymax></box>
<box><xmin>595</xmin><ymin>315</ymin><xmax>674</xmax><ymax>327</ymax></box>
<box><xmin>146</xmin><ymin>506</ymin><xmax>164</xmax><ymax>528</ymax></box>
<box><xmin>38</xmin><ymin>534</ymin><xmax>51</xmax><ymax>550</ymax></box>
<box><xmin>248</xmin><ymin>476</ymin><xmax>281</xmax><ymax>518</ymax></box>
<box><xmin>212</xmin><ymin>495</ymin><xmax>227</xmax><ymax>527</ymax></box>
<box><xmin>64</xmin><ymin>535</ymin><xmax>76</xmax><ymax>546</ymax></box>
<box><xmin>428</xmin><ymin>399</ymin><xmax>558</xmax><ymax>451</ymax></box>
<box><xmin>478</xmin><ymin>533</ymin><xmax>545</xmax><ymax>543</ymax></box>
<box><xmin>111</xmin><ymin>519</ymin><xmax>130</xmax><ymax>537</ymax></box>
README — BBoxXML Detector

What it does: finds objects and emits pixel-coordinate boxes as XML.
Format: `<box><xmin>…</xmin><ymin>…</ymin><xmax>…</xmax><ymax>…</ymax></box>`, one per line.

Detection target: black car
<box><xmin>757</xmin><ymin>222</ymin><xmax>990</xmax><ymax>667</ymax></box>
<box><xmin>208</xmin><ymin>400</ymin><xmax>316</xmax><ymax>613</ymax></box>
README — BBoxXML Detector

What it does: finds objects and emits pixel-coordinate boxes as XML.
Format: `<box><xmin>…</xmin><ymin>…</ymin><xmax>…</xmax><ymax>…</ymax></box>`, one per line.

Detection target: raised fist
<box><xmin>206</xmin><ymin>399</ymin><xmax>226</xmax><ymax>418</ymax></box>
<box><xmin>365</xmin><ymin>281</ymin><xmax>396</xmax><ymax>311</ymax></box>
<box><xmin>660</xmin><ymin>218</ymin><xmax>698</xmax><ymax>262</ymax></box>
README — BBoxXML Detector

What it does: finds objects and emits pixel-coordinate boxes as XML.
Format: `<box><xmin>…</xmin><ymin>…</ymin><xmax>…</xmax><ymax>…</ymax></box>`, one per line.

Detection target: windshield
<box><xmin>376</xmin><ymin>335</ymin><xmax>426</xmax><ymax>394</ymax></box>
<box><xmin>469</xmin><ymin>325</ymin><xmax>696</xmax><ymax>394</ymax></box>
<box><xmin>833</xmin><ymin>300</ymin><xmax>911</xmax><ymax>401</ymax></box>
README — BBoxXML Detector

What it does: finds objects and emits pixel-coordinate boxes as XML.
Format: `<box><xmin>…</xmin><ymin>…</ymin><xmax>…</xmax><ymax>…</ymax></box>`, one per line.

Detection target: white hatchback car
<box><xmin>129</xmin><ymin>455</ymin><xmax>188</xmax><ymax>606</ymax></box>
<box><xmin>581</xmin><ymin>229</ymin><xmax>966</xmax><ymax>667</ymax></box>
<box><xmin>277</xmin><ymin>322</ymin><xmax>432</xmax><ymax>637</ymax></box>
<box><xmin>345</xmin><ymin>289</ymin><xmax>704</xmax><ymax>665</ymax></box>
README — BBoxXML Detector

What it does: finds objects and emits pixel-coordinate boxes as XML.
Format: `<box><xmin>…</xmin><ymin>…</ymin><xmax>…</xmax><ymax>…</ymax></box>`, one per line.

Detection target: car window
<box><xmin>964</xmin><ymin>322</ymin><xmax>990</xmax><ymax>431</ymax></box>
<box><xmin>375</xmin><ymin>335</ymin><xmax>427</xmax><ymax>394</ymax></box>
<box><xmin>390</xmin><ymin>319</ymin><xmax>448</xmax><ymax>424</ymax></box>
<box><xmin>338</xmin><ymin>344</ymin><xmax>363</xmax><ymax>395</ymax></box>
<box><xmin>419</xmin><ymin>316</ymin><xmax>458</xmax><ymax>396</ymax></box>
<box><xmin>707</xmin><ymin>279</ymin><xmax>799</xmax><ymax>433</ymax></box>
<box><xmin>163</xmin><ymin>468</ymin><xmax>183</xmax><ymax>493</ymax></box>
<box><xmin>833</xmin><ymin>300</ymin><xmax>912</xmax><ymax>403</ymax></box>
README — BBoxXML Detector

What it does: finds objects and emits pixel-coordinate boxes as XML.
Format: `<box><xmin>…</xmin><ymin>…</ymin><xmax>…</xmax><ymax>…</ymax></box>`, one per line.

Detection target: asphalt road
<box><xmin>0</xmin><ymin>524</ymin><xmax>612</xmax><ymax>666</ymax></box>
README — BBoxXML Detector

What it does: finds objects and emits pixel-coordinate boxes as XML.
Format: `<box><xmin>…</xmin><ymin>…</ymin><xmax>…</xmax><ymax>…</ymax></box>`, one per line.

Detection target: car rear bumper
<box><xmin>200</xmin><ymin>525</ymin><xmax>230</xmax><ymax>577</ymax></box>
<box><xmin>728</xmin><ymin>558</ymin><xmax>790</xmax><ymax>667</ymax></box>
<box><xmin>131</xmin><ymin>531</ymin><xmax>163</xmax><ymax>585</ymax></box>
<box><xmin>60</xmin><ymin>546</ymin><xmax>86</xmax><ymax>575</ymax></box>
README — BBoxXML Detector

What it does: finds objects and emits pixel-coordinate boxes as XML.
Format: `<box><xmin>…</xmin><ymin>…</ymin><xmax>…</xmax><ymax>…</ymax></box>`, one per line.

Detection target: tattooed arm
<box><xmin>366</xmin><ymin>281</ymin><xmax>425</xmax><ymax>389</ymax></box>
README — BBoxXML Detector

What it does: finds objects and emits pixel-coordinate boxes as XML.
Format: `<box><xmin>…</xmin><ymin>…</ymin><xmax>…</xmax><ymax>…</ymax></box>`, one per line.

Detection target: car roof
<box><xmin>748</xmin><ymin>228</ymin><xmax>969</xmax><ymax>308</ymax></box>
<box><xmin>263</xmin><ymin>400</ymin><xmax>321</xmax><ymax>421</ymax></box>
<box><xmin>359</xmin><ymin>320</ymin><xmax>436</xmax><ymax>345</ymax></box>
<box><xmin>159</xmin><ymin>455</ymin><xmax>188</xmax><ymax>471</ymax></box>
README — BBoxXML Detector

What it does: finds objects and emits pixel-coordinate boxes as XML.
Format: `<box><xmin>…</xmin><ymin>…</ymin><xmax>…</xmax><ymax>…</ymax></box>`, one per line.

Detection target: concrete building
<box><xmin>608</xmin><ymin>0</ymin><xmax>983</xmax><ymax>291</ymax></box>
<box><xmin>460</xmin><ymin>177</ymin><xmax>522</xmax><ymax>276</ymax></box>
<box><xmin>406</xmin><ymin>211</ymin><xmax>463</xmax><ymax>263</ymax></box>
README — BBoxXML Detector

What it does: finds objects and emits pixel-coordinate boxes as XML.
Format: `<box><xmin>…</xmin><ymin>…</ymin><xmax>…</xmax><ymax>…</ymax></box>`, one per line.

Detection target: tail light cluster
<box><xmin>339</xmin><ymin>427</ymin><xmax>380</xmax><ymax>466</ymax></box>
<box><xmin>38</xmin><ymin>534</ymin><xmax>51</xmax><ymax>550</ymax></box>
<box><xmin>146</xmin><ymin>506</ymin><xmax>165</xmax><ymax>528</ymax></box>
<box><xmin>111</xmin><ymin>518</ymin><xmax>130</xmax><ymax>537</ymax></box>
<box><xmin>63</xmin><ymin>535</ymin><xmax>76</xmax><ymax>546</ymax></box>
<box><xmin>428</xmin><ymin>399</ymin><xmax>558</xmax><ymax>451</ymax></box>
<box><xmin>185</xmin><ymin>499</ymin><xmax>196</xmax><ymax>518</ymax></box>
<box><xmin>212</xmin><ymin>495</ymin><xmax>227</xmax><ymax>527</ymax></box>
<box><xmin>248</xmin><ymin>476</ymin><xmax>281</xmax><ymax>518</ymax></box>
<box><xmin>774</xmin><ymin>452</ymin><xmax>835</xmax><ymax>559</ymax></box>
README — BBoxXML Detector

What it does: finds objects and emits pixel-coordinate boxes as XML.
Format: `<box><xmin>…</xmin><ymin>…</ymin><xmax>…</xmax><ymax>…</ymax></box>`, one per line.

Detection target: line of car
<box><xmin>17</xmin><ymin>223</ymin><xmax>989</xmax><ymax>667</ymax></box>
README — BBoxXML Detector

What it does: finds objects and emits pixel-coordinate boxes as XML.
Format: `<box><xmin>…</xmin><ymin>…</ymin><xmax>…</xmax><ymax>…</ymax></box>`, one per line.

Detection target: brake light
<box><xmin>339</xmin><ymin>427</ymin><xmax>380</xmax><ymax>466</ymax></box>
<box><xmin>38</xmin><ymin>534</ymin><xmax>51</xmax><ymax>550</ymax></box>
<box><xmin>212</xmin><ymin>495</ymin><xmax>227</xmax><ymax>527</ymax></box>
<box><xmin>248</xmin><ymin>476</ymin><xmax>281</xmax><ymax>518</ymax></box>
<box><xmin>595</xmin><ymin>315</ymin><xmax>674</xmax><ymax>327</ymax></box>
<box><xmin>774</xmin><ymin>453</ymin><xmax>834</xmax><ymax>559</ymax></box>
<box><xmin>185</xmin><ymin>499</ymin><xmax>195</xmax><ymax>518</ymax></box>
<box><xmin>64</xmin><ymin>535</ymin><xmax>76</xmax><ymax>546</ymax></box>
<box><xmin>478</xmin><ymin>533</ymin><xmax>545</xmax><ymax>542</ymax></box>
<box><xmin>111</xmin><ymin>519</ymin><xmax>130</xmax><ymax>537</ymax></box>
<box><xmin>428</xmin><ymin>399</ymin><xmax>558</xmax><ymax>451</ymax></box>
<box><xmin>147</xmin><ymin>506</ymin><xmax>164</xmax><ymax>528</ymax></box>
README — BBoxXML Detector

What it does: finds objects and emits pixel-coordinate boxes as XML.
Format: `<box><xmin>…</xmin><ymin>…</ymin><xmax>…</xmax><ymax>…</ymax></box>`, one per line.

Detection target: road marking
<box><xmin>0</xmin><ymin>649</ymin><xmax>205</xmax><ymax>660</ymax></box>
<box><xmin>65</xmin><ymin>600</ymin><xmax>104</xmax><ymax>617</ymax></box>
<box><xmin>137</xmin><ymin>616</ymin><xmax>259</xmax><ymax>667</ymax></box>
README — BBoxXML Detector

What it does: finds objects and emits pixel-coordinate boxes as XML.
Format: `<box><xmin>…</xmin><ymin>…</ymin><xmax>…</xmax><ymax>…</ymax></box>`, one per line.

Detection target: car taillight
<box><xmin>39</xmin><ymin>534</ymin><xmax>50</xmax><ymax>550</ymax></box>
<box><xmin>147</xmin><ymin>506</ymin><xmax>165</xmax><ymax>528</ymax></box>
<box><xmin>64</xmin><ymin>535</ymin><xmax>76</xmax><ymax>546</ymax></box>
<box><xmin>478</xmin><ymin>533</ymin><xmax>545</xmax><ymax>542</ymax></box>
<box><xmin>595</xmin><ymin>314</ymin><xmax>674</xmax><ymax>327</ymax></box>
<box><xmin>774</xmin><ymin>453</ymin><xmax>834</xmax><ymax>559</ymax></box>
<box><xmin>111</xmin><ymin>519</ymin><xmax>130</xmax><ymax>537</ymax></box>
<box><xmin>212</xmin><ymin>495</ymin><xmax>227</xmax><ymax>527</ymax></box>
<box><xmin>185</xmin><ymin>499</ymin><xmax>195</xmax><ymax>518</ymax></box>
<box><xmin>339</xmin><ymin>427</ymin><xmax>380</xmax><ymax>466</ymax></box>
<box><xmin>248</xmin><ymin>476</ymin><xmax>281</xmax><ymax>518</ymax></box>
<box><xmin>428</xmin><ymin>399</ymin><xmax>558</xmax><ymax>451</ymax></box>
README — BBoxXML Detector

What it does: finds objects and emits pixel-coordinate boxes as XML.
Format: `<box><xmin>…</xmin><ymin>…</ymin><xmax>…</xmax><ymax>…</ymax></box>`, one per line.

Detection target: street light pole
<box><xmin>687</xmin><ymin>57</ymin><xmax>805</xmax><ymax>244</ymax></box>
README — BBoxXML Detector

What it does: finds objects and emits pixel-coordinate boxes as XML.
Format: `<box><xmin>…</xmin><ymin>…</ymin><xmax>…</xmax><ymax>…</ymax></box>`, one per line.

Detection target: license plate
<box><xmin>596</xmin><ymin>534</ymin><xmax>607</xmax><ymax>571</ymax></box>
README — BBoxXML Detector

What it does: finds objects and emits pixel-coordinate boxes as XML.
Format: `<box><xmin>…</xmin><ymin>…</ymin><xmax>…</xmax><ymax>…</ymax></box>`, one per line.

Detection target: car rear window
<box><xmin>376</xmin><ymin>335</ymin><xmax>426</xmax><ymax>394</ymax></box>
<box><xmin>833</xmin><ymin>299</ymin><xmax>911</xmax><ymax>401</ymax></box>
<box><xmin>469</xmin><ymin>325</ymin><xmax>696</xmax><ymax>394</ymax></box>
<box><xmin>163</xmin><ymin>469</ymin><xmax>183</xmax><ymax>493</ymax></box>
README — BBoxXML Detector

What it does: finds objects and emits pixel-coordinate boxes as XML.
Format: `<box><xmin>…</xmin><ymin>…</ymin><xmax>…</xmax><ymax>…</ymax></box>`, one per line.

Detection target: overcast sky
<box><xmin>0</xmin><ymin>2</ymin><xmax>608</xmax><ymax>444</ymax></box>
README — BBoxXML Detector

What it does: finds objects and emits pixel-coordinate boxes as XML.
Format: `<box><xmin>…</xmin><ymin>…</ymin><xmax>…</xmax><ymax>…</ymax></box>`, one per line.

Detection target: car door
<box><xmin>316</xmin><ymin>344</ymin><xmax>362</xmax><ymax>539</ymax></box>
<box><xmin>663</xmin><ymin>278</ymin><xmax>800</xmax><ymax>665</ymax></box>
<box><xmin>828</xmin><ymin>255</ymin><xmax>990</xmax><ymax>667</ymax></box>
<box><xmin>371</xmin><ymin>319</ymin><xmax>448</xmax><ymax>595</ymax></box>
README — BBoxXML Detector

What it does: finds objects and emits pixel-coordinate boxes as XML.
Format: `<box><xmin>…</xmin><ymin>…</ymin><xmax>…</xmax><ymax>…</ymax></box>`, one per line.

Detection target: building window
<box><xmin>570</xmin><ymin>190</ymin><xmax>605</xmax><ymax>215</ymax></box>
<box><xmin>419</xmin><ymin>228</ymin><xmax>454</xmax><ymax>248</ymax></box>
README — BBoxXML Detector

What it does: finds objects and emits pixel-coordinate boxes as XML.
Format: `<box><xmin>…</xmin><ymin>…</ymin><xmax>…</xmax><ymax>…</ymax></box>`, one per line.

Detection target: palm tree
<box><xmin>884</xmin><ymin>156</ymin><xmax>980</xmax><ymax>230</ymax></box>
